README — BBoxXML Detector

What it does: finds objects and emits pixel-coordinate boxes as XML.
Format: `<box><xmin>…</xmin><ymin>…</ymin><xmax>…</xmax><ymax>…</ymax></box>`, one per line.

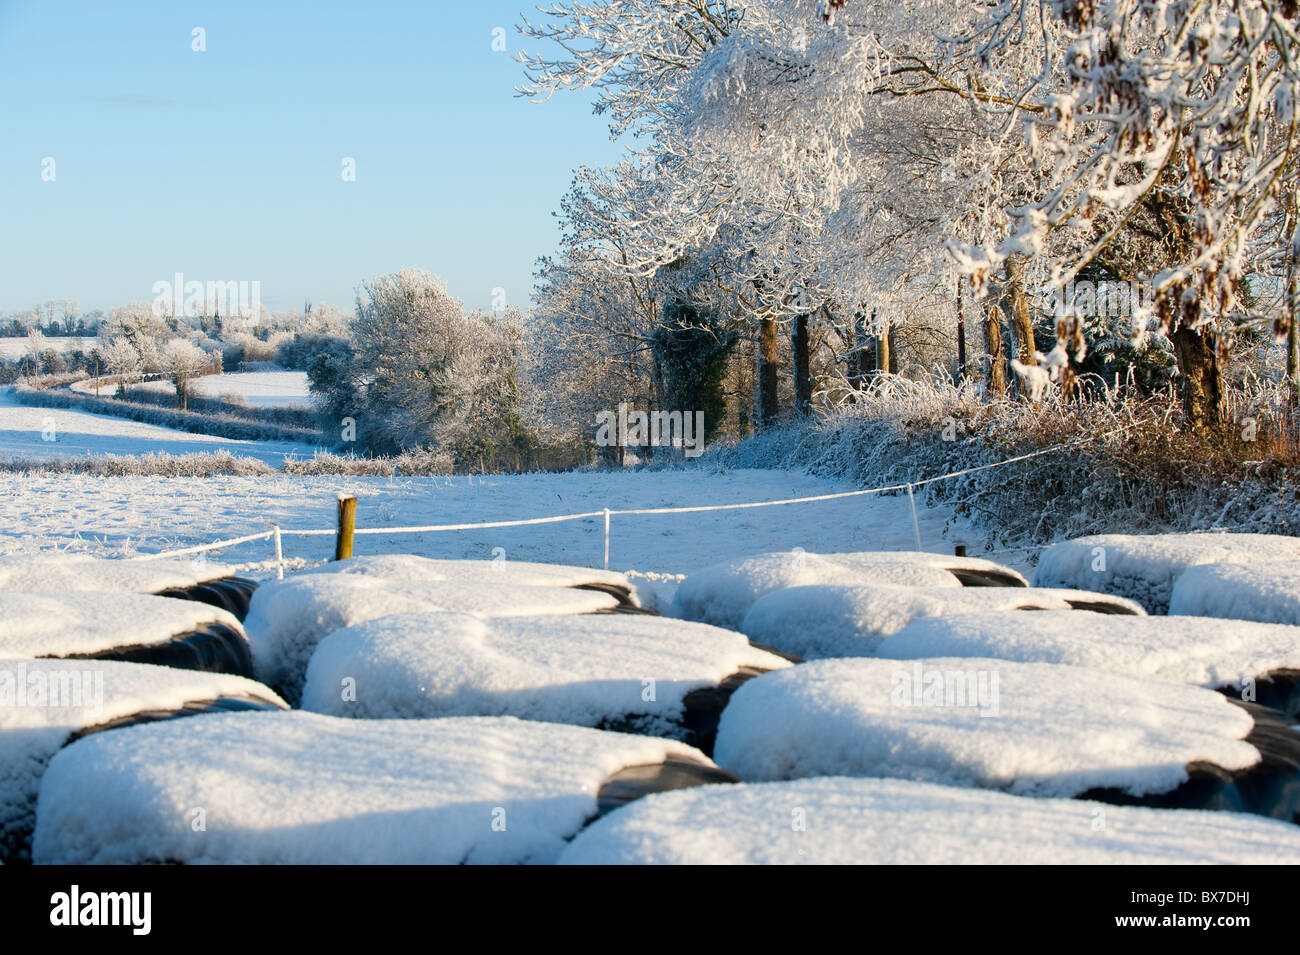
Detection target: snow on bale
<box><xmin>32</xmin><ymin>712</ymin><xmax>728</xmax><ymax>864</ymax></box>
<box><xmin>0</xmin><ymin>554</ymin><xmax>236</xmax><ymax>593</ymax></box>
<box><xmin>0</xmin><ymin>554</ymin><xmax>259</xmax><ymax>621</ymax></box>
<box><xmin>877</xmin><ymin>610</ymin><xmax>1300</xmax><ymax>719</ymax></box>
<box><xmin>1170</xmin><ymin>561</ymin><xmax>1300</xmax><ymax>627</ymax></box>
<box><xmin>1034</xmin><ymin>533</ymin><xmax>1300</xmax><ymax>614</ymax></box>
<box><xmin>712</xmin><ymin>658</ymin><xmax>1300</xmax><ymax>823</ymax></box>
<box><xmin>300</xmin><ymin>611</ymin><xmax>791</xmax><ymax>754</ymax></box>
<box><xmin>673</xmin><ymin>551</ymin><xmax>1029</xmax><ymax>629</ymax></box>
<box><xmin>246</xmin><ymin>575</ymin><xmax>620</xmax><ymax>704</ymax></box>
<box><xmin>0</xmin><ymin>658</ymin><xmax>285</xmax><ymax>863</ymax></box>
<box><xmin>0</xmin><ymin>591</ymin><xmax>254</xmax><ymax>677</ymax></box>
<box><xmin>299</xmin><ymin>554</ymin><xmax>639</xmax><ymax>607</ymax></box>
<box><xmin>740</xmin><ymin>585</ymin><xmax>1142</xmax><ymax>659</ymax></box>
<box><xmin>558</xmin><ymin>776</ymin><xmax>1300</xmax><ymax>865</ymax></box>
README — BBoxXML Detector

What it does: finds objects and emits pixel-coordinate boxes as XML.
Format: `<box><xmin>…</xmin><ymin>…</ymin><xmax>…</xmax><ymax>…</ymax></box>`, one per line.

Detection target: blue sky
<box><xmin>0</xmin><ymin>0</ymin><xmax>625</xmax><ymax>316</ymax></box>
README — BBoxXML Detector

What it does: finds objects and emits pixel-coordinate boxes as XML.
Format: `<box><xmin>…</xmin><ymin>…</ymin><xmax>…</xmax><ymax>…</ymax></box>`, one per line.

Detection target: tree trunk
<box><xmin>1171</xmin><ymin>325</ymin><xmax>1227</xmax><ymax>431</ymax></box>
<box><xmin>791</xmin><ymin>313</ymin><xmax>811</xmax><ymax>415</ymax></box>
<box><xmin>758</xmin><ymin>317</ymin><xmax>780</xmax><ymax>424</ymax></box>
<box><xmin>1288</xmin><ymin>240</ymin><xmax>1299</xmax><ymax>401</ymax></box>
<box><xmin>876</xmin><ymin>326</ymin><xmax>891</xmax><ymax>377</ymax></box>
<box><xmin>956</xmin><ymin>276</ymin><xmax>968</xmax><ymax>378</ymax></box>
<box><xmin>855</xmin><ymin>308</ymin><xmax>875</xmax><ymax>384</ymax></box>
<box><xmin>983</xmin><ymin>305</ymin><xmax>1007</xmax><ymax>395</ymax></box>
<box><xmin>887</xmin><ymin>326</ymin><xmax>898</xmax><ymax>374</ymax></box>
<box><xmin>1002</xmin><ymin>254</ymin><xmax>1037</xmax><ymax>365</ymax></box>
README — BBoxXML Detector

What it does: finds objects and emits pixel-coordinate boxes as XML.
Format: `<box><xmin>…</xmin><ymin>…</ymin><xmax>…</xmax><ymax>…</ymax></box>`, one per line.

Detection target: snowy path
<box><xmin>0</xmin><ymin>387</ymin><xmax>315</xmax><ymax>466</ymax></box>
<box><xmin>0</xmin><ymin>468</ymin><xmax>981</xmax><ymax>576</ymax></box>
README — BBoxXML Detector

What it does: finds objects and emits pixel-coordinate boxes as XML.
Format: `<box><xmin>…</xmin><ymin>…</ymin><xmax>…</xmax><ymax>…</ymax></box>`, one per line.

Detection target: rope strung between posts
<box><xmin>129</xmin><ymin>439</ymin><xmax>1076</xmax><ymax>571</ymax></box>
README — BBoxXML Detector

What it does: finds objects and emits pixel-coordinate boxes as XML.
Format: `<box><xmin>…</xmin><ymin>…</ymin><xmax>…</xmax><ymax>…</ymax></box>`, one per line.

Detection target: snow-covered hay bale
<box><xmin>1170</xmin><ymin>561</ymin><xmax>1300</xmax><ymax>626</ymax></box>
<box><xmin>713</xmin><ymin>658</ymin><xmax>1264</xmax><ymax>806</ymax></box>
<box><xmin>300</xmin><ymin>554</ymin><xmax>635</xmax><ymax>601</ymax></box>
<box><xmin>0</xmin><ymin>554</ymin><xmax>235</xmax><ymax>594</ymax></box>
<box><xmin>559</xmin><ymin>776</ymin><xmax>1300</xmax><ymax>865</ymax></box>
<box><xmin>245</xmin><ymin>575</ymin><xmax>619</xmax><ymax>703</ymax></box>
<box><xmin>1034</xmin><ymin>533</ymin><xmax>1300</xmax><ymax>613</ymax></box>
<box><xmin>0</xmin><ymin>591</ymin><xmax>253</xmax><ymax>676</ymax></box>
<box><xmin>300</xmin><ymin>611</ymin><xmax>790</xmax><ymax>751</ymax></box>
<box><xmin>0</xmin><ymin>554</ymin><xmax>259</xmax><ymax>620</ymax></box>
<box><xmin>33</xmin><ymin>712</ymin><xmax>722</xmax><ymax>864</ymax></box>
<box><xmin>155</xmin><ymin>577</ymin><xmax>259</xmax><ymax>622</ymax></box>
<box><xmin>741</xmin><ymin>585</ymin><xmax>1142</xmax><ymax>659</ymax></box>
<box><xmin>674</xmin><ymin>551</ymin><xmax>1028</xmax><ymax>629</ymax></box>
<box><xmin>878</xmin><ymin>611</ymin><xmax>1300</xmax><ymax>717</ymax></box>
<box><xmin>0</xmin><ymin>658</ymin><xmax>284</xmax><ymax>863</ymax></box>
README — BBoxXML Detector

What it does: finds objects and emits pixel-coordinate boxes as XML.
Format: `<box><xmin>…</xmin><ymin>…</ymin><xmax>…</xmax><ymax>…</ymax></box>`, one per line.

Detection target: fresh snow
<box><xmin>878</xmin><ymin>610</ymin><xmax>1300</xmax><ymax>692</ymax></box>
<box><xmin>558</xmin><ymin>776</ymin><xmax>1300</xmax><ymax>865</ymax></box>
<box><xmin>712</xmin><ymin>658</ymin><xmax>1258</xmax><ymax>796</ymax></box>
<box><xmin>740</xmin><ymin>585</ymin><xmax>1143</xmax><ymax>659</ymax></box>
<box><xmin>0</xmin><ymin>387</ymin><xmax>313</xmax><ymax>466</ymax></box>
<box><xmin>0</xmin><ymin>591</ymin><xmax>242</xmax><ymax>658</ymax></box>
<box><xmin>33</xmin><ymin>711</ymin><xmax>711</xmax><ymax>864</ymax></box>
<box><xmin>673</xmin><ymin>551</ymin><xmax>1028</xmax><ymax>629</ymax></box>
<box><xmin>300</xmin><ymin>611</ymin><xmax>790</xmax><ymax>730</ymax></box>
<box><xmin>1034</xmin><ymin>533</ymin><xmax>1300</xmax><ymax>613</ymax></box>
<box><xmin>0</xmin><ymin>469</ymin><xmax>983</xmax><ymax>578</ymax></box>
<box><xmin>0</xmin><ymin>657</ymin><xmax>284</xmax><ymax>861</ymax></box>
<box><xmin>1170</xmin><ymin>561</ymin><xmax>1300</xmax><ymax>626</ymax></box>
<box><xmin>299</xmin><ymin>554</ymin><xmax>631</xmax><ymax>592</ymax></box>
<box><xmin>0</xmin><ymin>554</ymin><xmax>233</xmax><ymax>593</ymax></box>
<box><xmin>245</xmin><ymin>574</ymin><xmax>618</xmax><ymax>701</ymax></box>
<box><xmin>125</xmin><ymin>371</ymin><xmax>311</xmax><ymax>408</ymax></box>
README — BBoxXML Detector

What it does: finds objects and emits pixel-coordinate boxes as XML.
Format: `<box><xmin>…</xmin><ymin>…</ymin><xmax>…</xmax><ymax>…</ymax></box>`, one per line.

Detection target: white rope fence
<box><xmin>131</xmin><ymin>441</ymin><xmax>1072</xmax><ymax>576</ymax></box>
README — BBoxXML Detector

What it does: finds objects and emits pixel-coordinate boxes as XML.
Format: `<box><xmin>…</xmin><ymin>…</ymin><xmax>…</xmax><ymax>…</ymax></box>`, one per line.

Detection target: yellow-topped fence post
<box><xmin>335</xmin><ymin>496</ymin><xmax>357</xmax><ymax>561</ymax></box>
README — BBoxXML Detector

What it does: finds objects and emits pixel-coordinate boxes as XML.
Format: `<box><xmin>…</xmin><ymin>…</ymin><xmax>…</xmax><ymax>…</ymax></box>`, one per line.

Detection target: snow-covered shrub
<box><xmin>699</xmin><ymin>375</ymin><xmax>1300</xmax><ymax>555</ymax></box>
<box><xmin>0</xmin><ymin>451</ymin><xmax>276</xmax><ymax>478</ymax></box>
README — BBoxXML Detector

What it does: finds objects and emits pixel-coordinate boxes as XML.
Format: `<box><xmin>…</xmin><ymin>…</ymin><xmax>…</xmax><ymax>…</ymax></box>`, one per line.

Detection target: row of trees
<box><xmin>517</xmin><ymin>0</ymin><xmax>1300</xmax><ymax>436</ymax></box>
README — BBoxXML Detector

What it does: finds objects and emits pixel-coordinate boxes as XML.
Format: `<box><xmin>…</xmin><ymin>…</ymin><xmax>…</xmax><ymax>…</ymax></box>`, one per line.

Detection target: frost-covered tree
<box><xmin>23</xmin><ymin>328</ymin><xmax>47</xmax><ymax>378</ymax></box>
<box><xmin>102</xmin><ymin>336</ymin><xmax>144</xmax><ymax>393</ymax></box>
<box><xmin>163</xmin><ymin>339</ymin><xmax>211</xmax><ymax>410</ymax></box>
<box><xmin>948</xmin><ymin>0</ymin><xmax>1300</xmax><ymax>426</ymax></box>
<box><xmin>100</xmin><ymin>302</ymin><xmax>170</xmax><ymax>374</ymax></box>
<box><xmin>310</xmin><ymin>270</ymin><xmax>533</xmax><ymax>467</ymax></box>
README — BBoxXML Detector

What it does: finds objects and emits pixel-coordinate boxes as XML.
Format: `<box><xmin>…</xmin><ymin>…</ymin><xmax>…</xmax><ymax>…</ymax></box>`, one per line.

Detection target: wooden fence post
<box><xmin>335</xmin><ymin>496</ymin><xmax>357</xmax><ymax>560</ymax></box>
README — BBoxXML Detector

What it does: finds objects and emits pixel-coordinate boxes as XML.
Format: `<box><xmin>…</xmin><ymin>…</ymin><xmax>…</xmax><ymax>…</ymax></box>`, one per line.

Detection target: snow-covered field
<box><xmin>0</xmin><ymin>466</ymin><xmax>980</xmax><ymax>577</ymax></box>
<box><xmin>0</xmin><ymin>387</ymin><xmax>315</xmax><ymax>466</ymax></box>
<box><xmin>123</xmin><ymin>371</ymin><xmax>312</xmax><ymax>408</ymax></box>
